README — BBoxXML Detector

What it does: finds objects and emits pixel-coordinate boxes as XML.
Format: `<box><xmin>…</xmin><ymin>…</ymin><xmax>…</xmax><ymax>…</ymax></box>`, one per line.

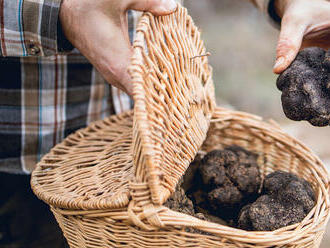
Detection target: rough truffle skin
<box><xmin>164</xmin><ymin>180</ymin><xmax>196</xmax><ymax>216</ymax></box>
<box><xmin>276</xmin><ymin>47</ymin><xmax>330</xmax><ymax>126</ymax></box>
<box><xmin>196</xmin><ymin>146</ymin><xmax>261</xmax><ymax>220</ymax></box>
<box><xmin>238</xmin><ymin>171</ymin><xmax>316</xmax><ymax>231</ymax></box>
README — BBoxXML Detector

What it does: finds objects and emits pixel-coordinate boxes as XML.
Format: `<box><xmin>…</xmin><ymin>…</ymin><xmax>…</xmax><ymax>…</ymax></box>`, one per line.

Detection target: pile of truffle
<box><xmin>277</xmin><ymin>47</ymin><xmax>330</xmax><ymax>126</ymax></box>
<box><xmin>167</xmin><ymin>146</ymin><xmax>316</xmax><ymax>231</ymax></box>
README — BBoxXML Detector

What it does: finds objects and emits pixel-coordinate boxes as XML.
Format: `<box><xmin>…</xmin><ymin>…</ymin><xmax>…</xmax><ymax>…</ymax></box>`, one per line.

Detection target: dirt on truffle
<box><xmin>164</xmin><ymin>179</ymin><xmax>226</xmax><ymax>234</ymax></box>
<box><xmin>164</xmin><ymin>181</ymin><xmax>196</xmax><ymax>216</ymax></box>
<box><xmin>277</xmin><ymin>47</ymin><xmax>330</xmax><ymax>126</ymax></box>
<box><xmin>164</xmin><ymin>153</ymin><xmax>230</xmax><ymax>229</ymax></box>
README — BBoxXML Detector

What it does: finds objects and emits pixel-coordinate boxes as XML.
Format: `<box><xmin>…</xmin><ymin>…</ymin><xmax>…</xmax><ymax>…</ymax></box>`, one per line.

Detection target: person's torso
<box><xmin>0</xmin><ymin>53</ymin><xmax>132</xmax><ymax>173</ymax></box>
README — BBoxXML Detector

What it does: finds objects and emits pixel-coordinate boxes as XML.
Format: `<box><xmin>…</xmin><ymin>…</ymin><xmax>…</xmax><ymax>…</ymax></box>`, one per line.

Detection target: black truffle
<box><xmin>194</xmin><ymin>146</ymin><xmax>261</xmax><ymax>221</ymax></box>
<box><xmin>238</xmin><ymin>171</ymin><xmax>316</xmax><ymax>231</ymax></box>
<box><xmin>164</xmin><ymin>185</ymin><xmax>195</xmax><ymax>216</ymax></box>
<box><xmin>276</xmin><ymin>47</ymin><xmax>330</xmax><ymax>126</ymax></box>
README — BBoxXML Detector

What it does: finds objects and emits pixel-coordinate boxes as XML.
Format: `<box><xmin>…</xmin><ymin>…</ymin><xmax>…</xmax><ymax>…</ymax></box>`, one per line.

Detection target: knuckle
<box><xmin>277</xmin><ymin>38</ymin><xmax>296</xmax><ymax>55</ymax></box>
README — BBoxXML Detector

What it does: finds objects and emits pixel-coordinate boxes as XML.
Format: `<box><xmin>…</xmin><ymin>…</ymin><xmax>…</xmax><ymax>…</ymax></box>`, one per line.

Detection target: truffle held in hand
<box><xmin>196</xmin><ymin>146</ymin><xmax>261</xmax><ymax>221</ymax></box>
<box><xmin>238</xmin><ymin>171</ymin><xmax>316</xmax><ymax>231</ymax></box>
<box><xmin>276</xmin><ymin>47</ymin><xmax>330</xmax><ymax>127</ymax></box>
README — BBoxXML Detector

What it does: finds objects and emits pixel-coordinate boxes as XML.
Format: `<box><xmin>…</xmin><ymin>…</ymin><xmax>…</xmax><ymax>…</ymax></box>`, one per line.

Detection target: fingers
<box><xmin>111</xmin><ymin>0</ymin><xmax>176</xmax><ymax>94</ymax></box>
<box><xmin>273</xmin><ymin>16</ymin><xmax>306</xmax><ymax>74</ymax></box>
<box><xmin>126</xmin><ymin>0</ymin><xmax>177</xmax><ymax>15</ymax></box>
<box><xmin>104</xmin><ymin>0</ymin><xmax>177</xmax><ymax>95</ymax></box>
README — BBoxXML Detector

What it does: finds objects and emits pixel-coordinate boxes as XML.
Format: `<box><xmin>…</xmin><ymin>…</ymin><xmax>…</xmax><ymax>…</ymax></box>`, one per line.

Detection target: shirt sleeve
<box><xmin>249</xmin><ymin>0</ymin><xmax>281</xmax><ymax>28</ymax></box>
<box><xmin>0</xmin><ymin>0</ymin><xmax>73</xmax><ymax>57</ymax></box>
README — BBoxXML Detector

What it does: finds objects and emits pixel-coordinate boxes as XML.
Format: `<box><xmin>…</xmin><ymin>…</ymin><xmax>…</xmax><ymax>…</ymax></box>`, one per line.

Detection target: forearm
<box><xmin>0</xmin><ymin>0</ymin><xmax>72</xmax><ymax>57</ymax></box>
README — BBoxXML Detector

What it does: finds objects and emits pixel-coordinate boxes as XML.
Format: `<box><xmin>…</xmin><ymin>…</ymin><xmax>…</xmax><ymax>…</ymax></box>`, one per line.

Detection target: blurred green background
<box><xmin>185</xmin><ymin>1</ymin><xmax>330</xmax><ymax>246</ymax></box>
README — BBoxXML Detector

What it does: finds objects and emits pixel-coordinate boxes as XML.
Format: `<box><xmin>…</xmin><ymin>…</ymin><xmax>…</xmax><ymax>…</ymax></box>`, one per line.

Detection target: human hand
<box><xmin>59</xmin><ymin>0</ymin><xmax>177</xmax><ymax>95</ymax></box>
<box><xmin>273</xmin><ymin>0</ymin><xmax>330</xmax><ymax>74</ymax></box>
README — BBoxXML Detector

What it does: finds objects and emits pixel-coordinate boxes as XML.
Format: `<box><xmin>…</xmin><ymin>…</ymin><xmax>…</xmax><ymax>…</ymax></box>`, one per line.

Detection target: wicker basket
<box><xmin>31</xmin><ymin>4</ymin><xmax>330</xmax><ymax>248</ymax></box>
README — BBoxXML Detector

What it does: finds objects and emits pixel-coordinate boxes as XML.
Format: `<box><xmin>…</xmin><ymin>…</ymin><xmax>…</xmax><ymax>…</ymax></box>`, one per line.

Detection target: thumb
<box><xmin>273</xmin><ymin>16</ymin><xmax>306</xmax><ymax>74</ymax></box>
<box><xmin>106</xmin><ymin>0</ymin><xmax>177</xmax><ymax>95</ymax></box>
<box><xmin>126</xmin><ymin>0</ymin><xmax>177</xmax><ymax>16</ymax></box>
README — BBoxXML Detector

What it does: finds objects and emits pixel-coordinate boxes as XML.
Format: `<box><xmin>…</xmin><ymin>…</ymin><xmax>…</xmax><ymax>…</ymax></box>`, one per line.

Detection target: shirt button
<box><xmin>28</xmin><ymin>42</ymin><xmax>41</xmax><ymax>55</ymax></box>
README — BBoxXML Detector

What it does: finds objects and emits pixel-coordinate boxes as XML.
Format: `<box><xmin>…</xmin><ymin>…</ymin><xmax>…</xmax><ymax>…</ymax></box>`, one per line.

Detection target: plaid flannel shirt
<box><xmin>0</xmin><ymin>0</ymin><xmax>277</xmax><ymax>174</ymax></box>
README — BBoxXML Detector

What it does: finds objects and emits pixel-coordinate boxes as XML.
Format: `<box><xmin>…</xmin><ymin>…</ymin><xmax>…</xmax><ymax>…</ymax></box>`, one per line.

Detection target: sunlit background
<box><xmin>185</xmin><ymin>1</ymin><xmax>330</xmax><ymax>246</ymax></box>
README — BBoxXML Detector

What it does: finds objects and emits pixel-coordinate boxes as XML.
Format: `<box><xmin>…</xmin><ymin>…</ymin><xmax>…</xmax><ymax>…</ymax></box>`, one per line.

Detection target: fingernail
<box><xmin>273</xmin><ymin>56</ymin><xmax>285</xmax><ymax>70</ymax></box>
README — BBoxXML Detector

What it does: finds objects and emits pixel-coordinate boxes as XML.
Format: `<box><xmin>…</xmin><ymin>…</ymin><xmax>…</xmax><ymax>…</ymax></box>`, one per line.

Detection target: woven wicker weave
<box><xmin>31</xmin><ymin>4</ymin><xmax>330</xmax><ymax>248</ymax></box>
<box><xmin>129</xmin><ymin>5</ymin><xmax>215</xmax><ymax>205</ymax></box>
